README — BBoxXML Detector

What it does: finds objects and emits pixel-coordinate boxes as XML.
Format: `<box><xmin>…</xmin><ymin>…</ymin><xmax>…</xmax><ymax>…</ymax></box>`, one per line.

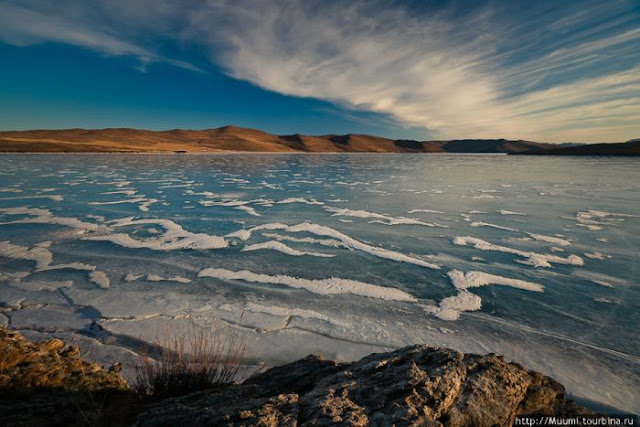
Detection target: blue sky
<box><xmin>0</xmin><ymin>0</ymin><xmax>638</xmax><ymax>142</ymax></box>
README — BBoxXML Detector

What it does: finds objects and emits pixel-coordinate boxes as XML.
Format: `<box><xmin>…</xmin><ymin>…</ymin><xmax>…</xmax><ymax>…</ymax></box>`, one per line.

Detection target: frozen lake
<box><xmin>0</xmin><ymin>153</ymin><xmax>638</xmax><ymax>412</ymax></box>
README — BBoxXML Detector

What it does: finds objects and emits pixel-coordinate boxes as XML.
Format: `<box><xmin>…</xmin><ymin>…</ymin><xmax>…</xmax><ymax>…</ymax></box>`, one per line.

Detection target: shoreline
<box><xmin>4</xmin><ymin>327</ymin><xmax>625</xmax><ymax>425</ymax></box>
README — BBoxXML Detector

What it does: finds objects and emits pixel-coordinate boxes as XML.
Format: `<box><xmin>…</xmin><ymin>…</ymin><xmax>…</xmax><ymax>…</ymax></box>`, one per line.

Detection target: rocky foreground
<box><xmin>0</xmin><ymin>328</ymin><xmax>591</xmax><ymax>426</ymax></box>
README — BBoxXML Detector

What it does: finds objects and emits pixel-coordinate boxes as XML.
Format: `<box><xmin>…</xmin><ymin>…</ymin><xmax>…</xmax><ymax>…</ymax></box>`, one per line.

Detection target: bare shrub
<box><xmin>132</xmin><ymin>324</ymin><xmax>246</xmax><ymax>401</ymax></box>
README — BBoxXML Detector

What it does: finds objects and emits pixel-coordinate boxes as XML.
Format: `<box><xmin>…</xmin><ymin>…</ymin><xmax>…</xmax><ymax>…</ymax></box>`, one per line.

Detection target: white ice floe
<box><xmin>470</xmin><ymin>194</ymin><xmax>497</xmax><ymax>199</ymax></box>
<box><xmin>324</xmin><ymin>207</ymin><xmax>439</xmax><ymax>227</ymax></box>
<box><xmin>0</xmin><ymin>207</ymin><xmax>105</xmax><ymax>232</ymax></box>
<box><xmin>470</xmin><ymin>221</ymin><xmax>519</xmax><ymax>232</ymax></box>
<box><xmin>105</xmin><ymin>181</ymin><xmax>131</xmax><ymax>187</ymax></box>
<box><xmin>447</xmin><ymin>270</ymin><xmax>544</xmax><ymax>292</ymax></box>
<box><xmin>234</xmin><ymin>205</ymin><xmax>261</xmax><ymax>216</ymax></box>
<box><xmin>498</xmin><ymin>210</ymin><xmax>526</xmax><ymax>216</ymax></box>
<box><xmin>584</xmin><ymin>252</ymin><xmax>612</xmax><ymax>260</ymax></box>
<box><xmin>258</xmin><ymin>181</ymin><xmax>283</xmax><ymax>190</ymax></box>
<box><xmin>335</xmin><ymin>181</ymin><xmax>369</xmax><ymax>186</ymax></box>
<box><xmin>124</xmin><ymin>273</ymin><xmax>143</xmax><ymax>282</ymax></box>
<box><xmin>101</xmin><ymin>190</ymin><xmax>138</xmax><ymax>196</ymax></box>
<box><xmin>89</xmin><ymin>271</ymin><xmax>110</xmax><ymax>289</ymax></box>
<box><xmin>198</xmin><ymin>268</ymin><xmax>417</xmax><ymax>301</ymax></box>
<box><xmin>527</xmin><ymin>233</ymin><xmax>571</xmax><ymax>246</ymax></box>
<box><xmin>586</xmin><ymin>210</ymin><xmax>637</xmax><ymax>219</ymax></box>
<box><xmin>39</xmin><ymin>262</ymin><xmax>96</xmax><ymax>272</ymax></box>
<box><xmin>89</xmin><ymin>197</ymin><xmax>158</xmax><ymax>212</ymax></box>
<box><xmin>84</xmin><ymin>217</ymin><xmax>228</xmax><ymax>250</ymax></box>
<box><xmin>184</xmin><ymin>190</ymin><xmax>218</xmax><ymax>198</ymax></box>
<box><xmin>222</xmin><ymin>178</ymin><xmax>249</xmax><ymax>183</ymax></box>
<box><xmin>146</xmin><ymin>274</ymin><xmax>192</xmax><ymax>283</ymax></box>
<box><xmin>261</xmin><ymin>233</ymin><xmax>347</xmax><ymax>248</ymax></box>
<box><xmin>571</xmin><ymin>209</ymin><xmax>637</xmax><ymax>230</ymax></box>
<box><xmin>0</xmin><ymin>241</ymin><xmax>53</xmax><ymax>269</ymax></box>
<box><xmin>452</xmin><ymin>236</ymin><xmax>583</xmax><ymax>268</ymax></box>
<box><xmin>0</xmin><ymin>194</ymin><xmax>64</xmax><ymax>201</ymax></box>
<box><xmin>407</xmin><ymin>209</ymin><xmax>444</xmax><ymax>214</ymax></box>
<box><xmin>199</xmin><ymin>200</ymin><xmax>248</xmax><ymax>207</ymax></box>
<box><xmin>0</xmin><ymin>187</ymin><xmax>22</xmax><ymax>193</ymax></box>
<box><xmin>199</xmin><ymin>200</ymin><xmax>261</xmax><ymax>216</ymax></box>
<box><xmin>276</xmin><ymin>197</ymin><xmax>324</xmax><ymax>205</ymax></box>
<box><xmin>241</xmin><ymin>241</ymin><xmax>334</xmax><ymax>257</ymax></box>
<box><xmin>225</xmin><ymin>229</ymin><xmax>252</xmax><ymax>241</ymax></box>
<box><xmin>230</xmin><ymin>222</ymin><xmax>439</xmax><ymax>269</ymax></box>
<box><xmin>433</xmin><ymin>291</ymin><xmax>483</xmax><ymax>321</ymax></box>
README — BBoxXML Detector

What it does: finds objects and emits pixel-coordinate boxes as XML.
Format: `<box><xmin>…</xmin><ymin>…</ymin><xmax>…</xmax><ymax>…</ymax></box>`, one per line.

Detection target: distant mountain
<box><xmin>521</xmin><ymin>140</ymin><xmax>640</xmax><ymax>156</ymax></box>
<box><xmin>0</xmin><ymin>126</ymin><xmax>632</xmax><ymax>155</ymax></box>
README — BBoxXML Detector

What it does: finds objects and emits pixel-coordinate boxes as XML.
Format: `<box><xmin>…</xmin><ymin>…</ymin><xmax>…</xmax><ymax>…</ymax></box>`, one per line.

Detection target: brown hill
<box><xmin>523</xmin><ymin>140</ymin><xmax>640</xmax><ymax>156</ymax></box>
<box><xmin>0</xmin><ymin>125</ymin><xmax>588</xmax><ymax>154</ymax></box>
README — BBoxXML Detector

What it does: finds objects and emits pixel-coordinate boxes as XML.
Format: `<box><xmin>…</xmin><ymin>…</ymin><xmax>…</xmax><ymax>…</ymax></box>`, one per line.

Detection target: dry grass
<box><xmin>132</xmin><ymin>324</ymin><xmax>246</xmax><ymax>401</ymax></box>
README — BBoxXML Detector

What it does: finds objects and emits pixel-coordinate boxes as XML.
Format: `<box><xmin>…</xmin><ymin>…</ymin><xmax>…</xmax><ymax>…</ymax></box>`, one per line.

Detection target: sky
<box><xmin>0</xmin><ymin>0</ymin><xmax>638</xmax><ymax>143</ymax></box>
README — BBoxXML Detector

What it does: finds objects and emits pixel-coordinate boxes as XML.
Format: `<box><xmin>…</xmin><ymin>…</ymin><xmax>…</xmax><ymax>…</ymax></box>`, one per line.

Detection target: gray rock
<box><xmin>137</xmin><ymin>345</ymin><xmax>590</xmax><ymax>426</ymax></box>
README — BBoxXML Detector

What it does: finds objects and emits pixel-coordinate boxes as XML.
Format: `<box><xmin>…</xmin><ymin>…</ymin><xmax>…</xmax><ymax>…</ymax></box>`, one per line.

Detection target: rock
<box><xmin>0</xmin><ymin>327</ymin><xmax>134</xmax><ymax>426</ymax></box>
<box><xmin>0</xmin><ymin>327</ymin><xmax>592</xmax><ymax>426</ymax></box>
<box><xmin>137</xmin><ymin>345</ymin><xmax>591</xmax><ymax>426</ymax></box>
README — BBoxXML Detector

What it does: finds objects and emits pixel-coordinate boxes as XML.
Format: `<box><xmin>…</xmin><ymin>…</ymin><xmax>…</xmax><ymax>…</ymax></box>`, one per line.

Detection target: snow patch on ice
<box><xmin>498</xmin><ymin>210</ymin><xmax>526</xmax><ymax>216</ymax></box>
<box><xmin>434</xmin><ymin>291</ymin><xmax>482</xmax><ymax>321</ymax></box>
<box><xmin>0</xmin><ymin>194</ymin><xmax>64</xmax><ymax>202</ymax></box>
<box><xmin>0</xmin><ymin>187</ymin><xmax>22</xmax><ymax>193</ymax></box>
<box><xmin>0</xmin><ymin>240</ymin><xmax>53</xmax><ymax>269</ymax></box>
<box><xmin>452</xmin><ymin>236</ymin><xmax>583</xmax><ymax>268</ymax></box>
<box><xmin>147</xmin><ymin>274</ymin><xmax>192</xmax><ymax>283</ymax></box>
<box><xmin>324</xmin><ymin>207</ymin><xmax>439</xmax><ymax>227</ymax></box>
<box><xmin>261</xmin><ymin>233</ymin><xmax>347</xmax><ymax>248</ymax></box>
<box><xmin>584</xmin><ymin>252</ymin><xmax>612</xmax><ymax>260</ymax></box>
<box><xmin>470</xmin><ymin>222</ymin><xmax>519</xmax><ymax>232</ymax></box>
<box><xmin>84</xmin><ymin>217</ymin><xmax>228</xmax><ymax>250</ymax></box>
<box><xmin>198</xmin><ymin>268</ymin><xmax>417</xmax><ymax>302</ymax></box>
<box><xmin>241</xmin><ymin>241</ymin><xmax>334</xmax><ymax>257</ymax></box>
<box><xmin>228</xmin><ymin>222</ymin><xmax>439</xmax><ymax>269</ymax></box>
<box><xmin>89</xmin><ymin>197</ymin><xmax>158</xmax><ymax>212</ymax></box>
<box><xmin>527</xmin><ymin>233</ymin><xmax>571</xmax><ymax>247</ymax></box>
<box><xmin>101</xmin><ymin>190</ymin><xmax>138</xmax><ymax>196</ymax></box>
<box><xmin>277</xmin><ymin>198</ymin><xmax>324</xmax><ymax>205</ymax></box>
<box><xmin>199</xmin><ymin>199</ymin><xmax>262</xmax><ymax>216</ymax></box>
<box><xmin>571</xmin><ymin>209</ymin><xmax>637</xmax><ymax>230</ymax></box>
<box><xmin>89</xmin><ymin>271</ymin><xmax>110</xmax><ymax>289</ymax></box>
<box><xmin>0</xmin><ymin>207</ymin><xmax>105</xmax><ymax>232</ymax></box>
<box><xmin>408</xmin><ymin>209</ymin><xmax>444</xmax><ymax>214</ymax></box>
<box><xmin>447</xmin><ymin>270</ymin><xmax>544</xmax><ymax>292</ymax></box>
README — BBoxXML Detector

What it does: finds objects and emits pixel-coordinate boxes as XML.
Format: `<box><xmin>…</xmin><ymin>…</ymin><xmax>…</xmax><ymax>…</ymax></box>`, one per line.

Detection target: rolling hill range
<box><xmin>520</xmin><ymin>139</ymin><xmax>640</xmax><ymax>156</ymax></box>
<box><xmin>0</xmin><ymin>126</ymin><xmax>636</xmax><ymax>154</ymax></box>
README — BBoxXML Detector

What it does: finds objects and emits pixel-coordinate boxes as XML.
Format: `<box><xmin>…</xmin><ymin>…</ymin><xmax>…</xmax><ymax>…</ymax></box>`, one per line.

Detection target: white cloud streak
<box><xmin>0</xmin><ymin>1</ymin><xmax>201</xmax><ymax>71</ymax></box>
<box><xmin>185</xmin><ymin>0</ymin><xmax>639</xmax><ymax>142</ymax></box>
<box><xmin>0</xmin><ymin>0</ymin><xmax>638</xmax><ymax>142</ymax></box>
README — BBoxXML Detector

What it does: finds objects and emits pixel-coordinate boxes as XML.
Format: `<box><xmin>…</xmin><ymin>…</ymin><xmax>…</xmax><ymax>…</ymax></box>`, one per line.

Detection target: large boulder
<box><xmin>0</xmin><ymin>327</ymin><xmax>133</xmax><ymax>426</ymax></box>
<box><xmin>137</xmin><ymin>345</ymin><xmax>590</xmax><ymax>426</ymax></box>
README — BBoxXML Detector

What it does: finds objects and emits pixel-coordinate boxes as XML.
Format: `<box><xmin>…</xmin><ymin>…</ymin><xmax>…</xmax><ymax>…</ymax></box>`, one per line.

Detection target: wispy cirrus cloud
<box><xmin>184</xmin><ymin>0</ymin><xmax>639</xmax><ymax>142</ymax></box>
<box><xmin>0</xmin><ymin>1</ymin><xmax>200</xmax><ymax>71</ymax></box>
<box><xmin>0</xmin><ymin>0</ymin><xmax>638</xmax><ymax>141</ymax></box>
